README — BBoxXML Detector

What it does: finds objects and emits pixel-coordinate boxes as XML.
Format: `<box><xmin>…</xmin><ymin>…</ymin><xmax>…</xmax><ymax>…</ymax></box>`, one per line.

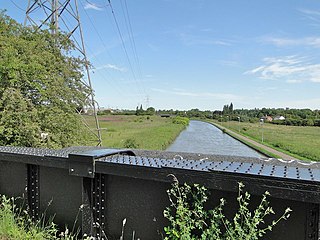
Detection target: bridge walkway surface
<box><xmin>212</xmin><ymin>122</ymin><xmax>299</xmax><ymax>160</ymax></box>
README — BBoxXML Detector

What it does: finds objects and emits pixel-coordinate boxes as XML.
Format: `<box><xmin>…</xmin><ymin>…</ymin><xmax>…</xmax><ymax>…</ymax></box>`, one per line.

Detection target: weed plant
<box><xmin>0</xmin><ymin>195</ymin><xmax>87</xmax><ymax>240</ymax></box>
<box><xmin>164</xmin><ymin>177</ymin><xmax>292</xmax><ymax>240</ymax></box>
<box><xmin>0</xmin><ymin>195</ymin><xmax>140</xmax><ymax>240</ymax></box>
<box><xmin>0</xmin><ymin>195</ymin><xmax>55</xmax><ymax>239</ymax></box>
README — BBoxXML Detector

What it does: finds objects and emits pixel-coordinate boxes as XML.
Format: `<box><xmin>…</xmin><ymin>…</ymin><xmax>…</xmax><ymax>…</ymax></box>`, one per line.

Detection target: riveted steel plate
<box><xmin>99</xmin><ymin>155</ymin><xmax>320</xmax><ymax>183</ymax></box>
<box><xmin>0</xmin><ymin>146</ymin><xmax>319</xmax><ymax>183</ymax></box>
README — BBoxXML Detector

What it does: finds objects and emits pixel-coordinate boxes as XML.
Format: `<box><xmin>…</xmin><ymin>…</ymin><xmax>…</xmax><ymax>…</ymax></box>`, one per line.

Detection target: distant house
<box><xmin>274</xmin><ymin>115</ymin><xmax>285</xmax><ymax>121</ymax></box>
<box><xmin>261</xmin><ymin>115</ymin><xmax>273</xmax><ymax>122</ymax></box>
<box><xmin>160</xmin><ymin>114</ymin><xmax>171</xmax><ymax>118</ymax></box>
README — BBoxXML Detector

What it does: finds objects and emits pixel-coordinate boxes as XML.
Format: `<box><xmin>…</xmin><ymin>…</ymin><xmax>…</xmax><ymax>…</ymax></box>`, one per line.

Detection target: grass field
<box><xmin>215</xmin><ymin>120</ymin><xmax>320</xmax><ymax>161</ymax></box>
<box><xmin>83</xmin><ymin>115</ymin><xmax>186</xmax><ymax>150</ymax></box>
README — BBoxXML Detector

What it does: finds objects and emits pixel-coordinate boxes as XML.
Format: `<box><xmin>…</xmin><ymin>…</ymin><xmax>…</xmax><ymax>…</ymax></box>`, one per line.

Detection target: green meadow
<box><xmin>84</xmin><ymin>115</ymin><xmax>320</xmax><ymax>161</ymax></box>
<box><xmin>84</xmin><ymin>115</ymin><xmax>186</xmax><ymax>150</ymax></box>
<box><xmin>215</xmin><ymin>120</ymin><xmax>320</xmax><ymax>161</ymax></box>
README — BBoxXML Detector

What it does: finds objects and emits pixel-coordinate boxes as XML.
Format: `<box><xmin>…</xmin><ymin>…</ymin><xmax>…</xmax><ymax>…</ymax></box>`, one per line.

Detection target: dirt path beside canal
<box><xmin>212</xmin><ymin>122</ymin><xmax>298</xmax><ymax>160</ymax></box>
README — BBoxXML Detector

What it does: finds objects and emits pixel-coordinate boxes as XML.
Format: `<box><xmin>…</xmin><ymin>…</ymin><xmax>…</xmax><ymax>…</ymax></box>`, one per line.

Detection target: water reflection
<box><xmin>167</xmin><ymin>120</ymin><xmax>264</xmax><ymax>158</ymax></box>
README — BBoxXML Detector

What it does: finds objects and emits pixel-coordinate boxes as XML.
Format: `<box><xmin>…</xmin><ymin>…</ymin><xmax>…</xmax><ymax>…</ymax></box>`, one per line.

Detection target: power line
<box><xmin>85</xmin><ymin>45</ymin><xmax>132</xmax><ymax>98</ymax></box>
<box><xmin>85</xmin><ymin>0</ymin><xmax>109</xmax><ymax>8</ymax></box>
<box><xmin>80</xmin><ymin>0</ymin><xmax>121</xmax><ymax>67</ymax></box>
<box><xmin>120</xmin><ymin>0</ymin><xmax>145</xmax><ymax>94</ymax></box>
<box><xmin>60</xmin><ymin>16</ymin><xmax>131</xmax><ymax>98</ymax></box>
<box><xmin>10</xmin><ymin>0</ymin><xmax>25</xmax><ymax>11</ymax></box>
<box><xmin>107</xmin><ymin>0</ymin><xmax>145</xmax><ymax>98</ymax></box>
<box><xmin>78</xmin><ymin>0</ymin><xmax>136</xmax><ymax>98</ymax></box>
<box><xmin>80</xmin><ymin>0</ymin><xmax>145</xmax><ymax>100</ymax></box>
<box><xmin>25</xmin><ymin>0</ymin><xmax>102</xmax><ymax>146</ymax></box>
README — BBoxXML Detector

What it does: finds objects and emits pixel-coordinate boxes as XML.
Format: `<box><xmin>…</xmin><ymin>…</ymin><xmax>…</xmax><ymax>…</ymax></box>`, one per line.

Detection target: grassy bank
<box><xmin>84</xmin><ymin>115</ymin><xmax>187</xmax><ymax>150</ymax></box>
<box><xmin>207</xmin><ymin>121</ymin><xmax>280</xmax><ymax>159</ymax></box>
<box><xmin>212</xmin><ymin>120</ymin><xmax>320</xmax><ymax>161</ymax></box>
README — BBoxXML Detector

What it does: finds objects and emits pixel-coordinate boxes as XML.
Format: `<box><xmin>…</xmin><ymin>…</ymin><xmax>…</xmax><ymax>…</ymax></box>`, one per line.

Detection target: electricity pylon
<box><xmin>25</xmin><ymin>0</ymin><xmax>102</xmax><ymax>146</ymax></box>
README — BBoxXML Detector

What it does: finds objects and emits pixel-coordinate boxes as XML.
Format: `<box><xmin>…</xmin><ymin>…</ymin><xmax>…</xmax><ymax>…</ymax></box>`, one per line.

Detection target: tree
<box><xmin>0</xmin><ymin>88</ymin><xmax>40</xmax><ymax>147</ymax></box>
<box><xmin>229</xmin><ymin>102</ymin><xmax>233</xmax><ymax>113</ymax></box>
<box><xmin>0</xmin><ymin>12</ymin><xmax>90</xmax><ymax>148</ymax></box>
<box><xmin>222</xmin><ymin>104</ymin><xmax>229</xmax><ymax>114</ymax></box>
<box><xmin>135</xmin><ymin>105</ymin><xmax>144</xmax><ymax>115</ymax></box>
<box><xmin>222</xmin><ymin>103</ymin><xmax>234</xmax><ymax>114</ymax></box>
<box><xmin>146</xmin><ymin>107</ymin><xmax>155</xmax><ymax>115</ymax></box>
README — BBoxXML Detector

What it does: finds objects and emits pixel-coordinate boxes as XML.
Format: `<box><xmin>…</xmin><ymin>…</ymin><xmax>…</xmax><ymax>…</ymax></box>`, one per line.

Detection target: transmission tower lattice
<box><xmin>25</xmin><ymin>0</ymin><xmax>102</xmax><ymax>146</ymax></box>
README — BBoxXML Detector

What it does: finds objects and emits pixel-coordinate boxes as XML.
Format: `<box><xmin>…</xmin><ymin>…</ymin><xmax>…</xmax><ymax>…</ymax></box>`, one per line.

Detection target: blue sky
<box><xmin>3</xmin><ymin>0</ymin><xmax>320</xmax><ymax>110</ymax></box>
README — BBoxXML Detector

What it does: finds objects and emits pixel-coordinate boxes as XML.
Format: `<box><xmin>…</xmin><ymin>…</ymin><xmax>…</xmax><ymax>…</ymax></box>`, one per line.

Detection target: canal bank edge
<box><xmin>205</xmin><ymin>120</ymin><xmax>299</xmax><ymax>160</ymax></box>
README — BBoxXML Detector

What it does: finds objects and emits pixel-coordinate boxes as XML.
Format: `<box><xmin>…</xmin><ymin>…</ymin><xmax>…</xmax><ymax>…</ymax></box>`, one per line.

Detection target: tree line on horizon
<box><xmin>99</xmin><ymin>103</ymin><xmax>320</xmax><ymax>127</ymax></box>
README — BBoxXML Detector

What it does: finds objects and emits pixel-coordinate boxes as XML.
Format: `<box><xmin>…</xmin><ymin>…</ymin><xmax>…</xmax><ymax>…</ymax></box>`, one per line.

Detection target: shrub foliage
<box><xmin>172</xmin><ymin>116</ymin><xmax>190</xmax><ymax>126</ymax></box>
<box><xmin>0</xmin><ymin>11</ymin><xmax>90</xmax><ymax>148</ymax></box>
<box><xmin>164</xmin><ymin>178</ymin><xmax>292</xmax><ymax>240</ymax></box>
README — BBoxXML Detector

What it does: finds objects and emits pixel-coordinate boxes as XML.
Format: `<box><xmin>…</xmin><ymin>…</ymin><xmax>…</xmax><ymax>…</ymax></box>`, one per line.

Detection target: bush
<box><xmin>164</xmin><ymin>178</ymin><xmax>291</xmax><ymax>240</ymax></box>
<box><xmin>249</xmin><ymin>118</ymin><xmax>257</xmax><ymax>123</ymax></box>
<box><xmin>301</xmin><ymin>119</ymin><xmax>314</xmax><ymax>126</ymax></box>
<box><xmin>314</xmin><ymin>119</ymin><xmax>320</xmax><ymax>127</ymax></box>
<box><xmin>172</xmin><ymin>116</ymin><xmax>190</xmax><ymax>126</ymax></box>
<box><xmin>123</xmin><ymin>138</ymin><xmax>139</xmax><ymax>149</ymax></box>
<box><xmin>97</xmin><ymin>110</ymin><xmax>111</xmax><ymax>115</ymax></box>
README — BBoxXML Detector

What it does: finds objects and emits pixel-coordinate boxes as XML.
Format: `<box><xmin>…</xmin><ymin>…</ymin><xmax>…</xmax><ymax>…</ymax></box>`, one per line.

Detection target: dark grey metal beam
<box><xmin>0</xmin><ymin>146</ymin><xmax>319</xmax><ymax>240</ymax></box>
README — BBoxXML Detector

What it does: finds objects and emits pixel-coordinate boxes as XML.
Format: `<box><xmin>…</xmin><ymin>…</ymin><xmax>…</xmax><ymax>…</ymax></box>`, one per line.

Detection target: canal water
<box><xmin>167</xmin><ymin>120</ymin><xmax>264</xmax><ymax>158</ymax></box>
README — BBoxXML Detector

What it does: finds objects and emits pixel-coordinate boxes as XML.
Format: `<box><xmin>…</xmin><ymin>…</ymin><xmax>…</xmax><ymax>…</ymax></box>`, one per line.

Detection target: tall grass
<box><xmin>216</xmin><ymin>120</ymin><xmax>320</xmax><ymax>161</ymax></box>
<box><xmin>84</xmin><ymin>115</ymin><xmax>187</xmax><ymax>150</ymax></box>
<box><xmin>0</xmin><ymin>195</ymin><xmax>56</xmax><ymax>239</ymax></box>
<box><xmin>0</xmin><ymin>195</ymin><xmax>141</xmax><ymax>240</ymax></box>
<box><xmin>0</xmin><ymin>195</ymin><xmax>84</xmax><ymax>240</ymax></box>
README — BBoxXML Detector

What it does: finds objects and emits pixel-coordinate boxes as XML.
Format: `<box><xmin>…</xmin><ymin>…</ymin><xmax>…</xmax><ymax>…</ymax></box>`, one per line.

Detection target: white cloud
<box><xmin>150</xmin><ymin>88</ymin><xmax>241</xmax><ymax>101</ymax></box>
<box><xmin>95</xmin><ymin>64</ymin><xmax>127</xmax><ymax>72</ymax></box>
<box><xmin>245</xmin><ymin>55</ymin><xmax>320</xmax><ymax>83</ymax></box>
<box><xmin>263</xmin><ymin>98</ymin><xmax>320</xmax><ymax>110</ymax></box>
<box><xmin>179</xmin><ymin>33</ymin><xmax>232</xmax><ymax>46</ymax></box>
<box><xmin>299</xmin><ymin>9</ymin><xmax>320</xmax><ymax>16</ymax></box>
<box><xmin>200</xmin><ymin>28</ymin><xmax>213</xmax><ymax>32</ymax></box>
<box><xmin>285</xmin><ymin>98</ymin><xmax>320</xmax><ymax>109</ymax></box>
<box><xmin>262</xmin><ymin>36</ymin><xmax>320</xmax><ymax>48</ymax></box>
<box><xmin>219</xmin><ymin>60</ymin><xmax>239</xmax><ymax>67</ymax></box>
<box><xmin>299</xmin><ymin>8</ymin><xmax>320</xmax><ymax>26</ymax></box>
<box><xmin>286</xmin><ymin>79</ymin><xmax>303</xmax><ymax>84</ymax></box>
<box><xmin>84</xmin><ymin>2</ymin><xmax>104</xmax><ymax>11</ymax></box>
<box><xmin>147</xmin><ymin>43</ymin><xmax>159</xmax><ymax>52</ymax></box>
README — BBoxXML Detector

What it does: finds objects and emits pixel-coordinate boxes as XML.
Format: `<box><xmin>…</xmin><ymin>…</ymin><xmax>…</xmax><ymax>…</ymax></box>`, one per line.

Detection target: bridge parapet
<box><xmin>0</xmin><ymin>146</ymin><xmax>319</xmax><ymax>239</ymax></box>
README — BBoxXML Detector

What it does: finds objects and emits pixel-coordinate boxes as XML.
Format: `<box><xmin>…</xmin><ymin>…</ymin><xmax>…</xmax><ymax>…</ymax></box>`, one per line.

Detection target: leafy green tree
<box><xmin>229</xmin><ymin>102</ymin><xmax>233</xmax><ymax>113</ymax></box>
<box><xmin>135</xmin><ymin>105</ymin><xmax>144</xmax><ymax>115</ymax></box>
<box><xmin>0</xmin><ymin>11</ymin><xmax>90</xmax><ymax>148</ymax></box>
<box><xmin>146</xmin><ymin>107</ymin><xmax>155</xmax><ymax>115</ymax></box>
<box><xmin>0</xmin><ymin>88</ymin><xmax>40</xmax><ymax>147</ymax></box>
